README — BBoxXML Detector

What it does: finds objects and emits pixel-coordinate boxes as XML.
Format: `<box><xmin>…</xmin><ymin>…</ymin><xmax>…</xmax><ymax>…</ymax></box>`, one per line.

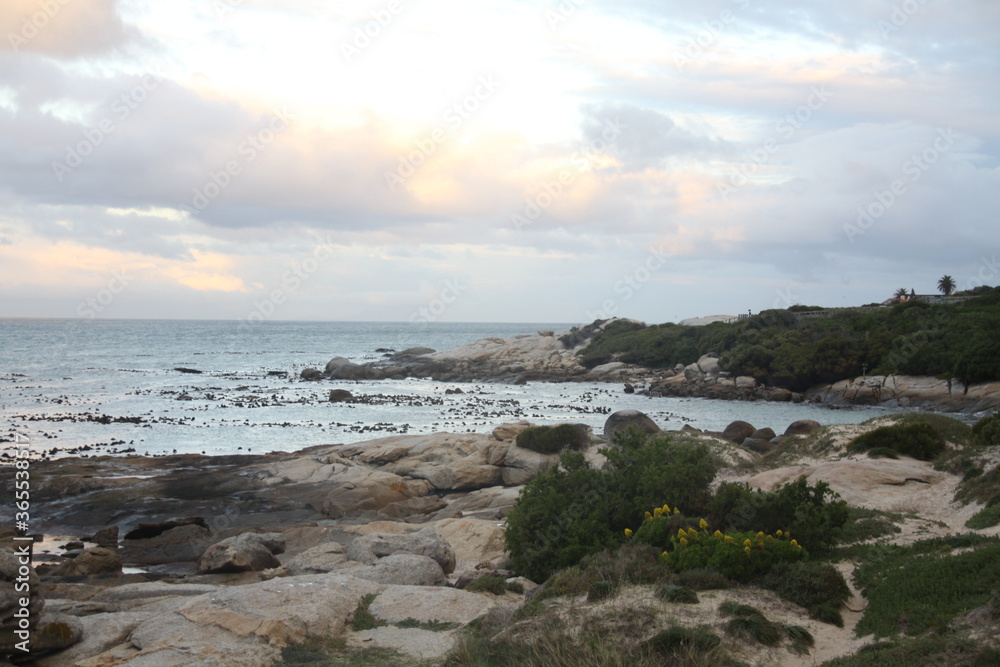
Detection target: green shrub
<box><xmin>587</xmin><ymin>580</ymin><xmax>615</xmax><ymax>602</ymax></box>
<box><xmin>515</xmin><ymin>424</ymin><xmax>588</xmax><ymax>454</ymax></box>
<box><xmin>847</xmin><ymin>422</ymin><xmax>946</xmax><ymax>461</ymax></box>
<box><xmin>536</xmin><ymin>543</ymin><xmax>671</xmax><ymax>602</ymax></box>
<box><xmin>965</xmin><ymin>500</ymin><xmax>1000</xmax><ymax>529</ymax></box>
<box><xmin>504</xmin><ymin>432</ymin><xmax>719</xmax><ymax>583</ymax></box>
<box><xmin>972</xmin><ymin>412</ymin><xmax>1000</xmax><ymax>447</ymax></box>
<box><xmin>651</xmin><ymin>523</ymin><xmax>807</xmax><ymax>583</ymax></box>
<box><xmin>465</xmin><ymin>574</ymin><xmax>508</xmax><ymax>595</ymax></box>
<box><xmin>854</xmin><ymin>537</ymin><xmax>1000</xmax><ymax>637</ymax></box>
<box><xmin>761</xmin><ymin>561</ymin><xmax>851</xmax><ymax>626</ymax></box>
<box><xmin>348</xmin><ymin>593</ymin><xmax>385</xmax><ymax>631</ymax></box>
<box><xmin>839</xmin><ymin>507</ymin><xmax>903</xmax><ymax>544</ymax></box>
<box><xmin>675</xmin><ymin>568</ymin><xmax>731</xmax><ymax>590</ymax></box>
<box><xmin>719</xmin><ymin>602</ymin><xmax>784</xmax><ymax>646</ymax></box>
<box><xmin>707</xmin><ymin>478</ymin><xmax>850</xmax><ymax>555</ymax></box>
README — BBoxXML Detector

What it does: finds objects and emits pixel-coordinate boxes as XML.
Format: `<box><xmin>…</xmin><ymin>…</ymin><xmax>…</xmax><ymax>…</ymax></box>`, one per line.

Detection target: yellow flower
<box><xmin>624</xmin><ymin>528</ymin><xmax>633</xmax><ymax>538</ymax></box>
<box><xmin>755</xmin><ymin>531</ymin><xmax>765</xmax><ymax>541</ymax></box>
<box><xmin>673</xmin><ymin>508</ymin><xmax>680</xmax><ymax>514</ymax></box>
<box><xmin>644</xmin><ymin>511</ymin><xmax>653</xmax><ymax>522</ymax></box>
<box><xmin>680</xmin><ymin>537</ymin><xmax>688</xmax><ymax>546</ymax></box>
<box><xmin>744</xmin><ymin>546</ymin><xmax>751</xmax><ymax>555</ymax></box>
<box><xmin>790</xmin><ymin>539</ymin><xmax>799</xmax><ymax>548</ymax></box>
<box><xmin>775</xmin><ymin>529</ymin><xmax>783</xmax><ymax>537</ymax></box>
<box><xmin>678</xmin><ymin>528</ymin><xmax>687</xmax><ymax>539</ymax></box>
<box><xmin>743</xmin><ymin>538</ymin><xmax>752</xmax><ymax>547</ymax></box>
<box><xmin>714</xmin><ymin>530</ymin><xmax>724</xmax><ymax>538</ymax></box>
<box><xmin>653</xmin><ymin>507</ymin><xmax>662</xmax><ymax>518</ymax></box>
<box><xmin>699</xmin><ymin>518</ymin><xmax>709</xmax><ymax>530</ymax></box>
<box><xmin>725</xmin><ymin>535</ymin><xmax>735</xmax><ymax>543</ymax></box>
<box><xmin>662</xmin><ymin>504</ymin><xmax>671</xmax><ymax>514</ymax></box>
<box><xmin>765</xmin><ymin>535</ymin><xmax>773</xmax><ymax>542</ymax></box>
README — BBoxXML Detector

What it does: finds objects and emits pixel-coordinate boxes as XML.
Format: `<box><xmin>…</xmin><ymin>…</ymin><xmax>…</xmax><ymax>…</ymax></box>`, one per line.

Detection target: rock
<box><xmin>329</xmin><ymin>389</ymin><xmax>354</xmax><ymax>402</ymax></box>
<box><xmin>603</xmin><ymin>410</ymin><xmax>661</xmax><ymax>440</ymax></box>
<box><xmin>683</xmin><ymin>363</ymin><xmax>703</xmax><ymax>382</ymax></box>
<box><xmin>300</xmin><ymin>367</ymin><xmax>324</xmax><ymax>380</ymax></box>
<box><xmin>173</xmin><ymin>367</ymin><xmax>203</xmax><ymax>374</ymax></box>
<box><xmin>29</xmin><ymin>613</ymin><xmax>84</xmax><ymax>654</ymax></box>
<box><xmin>52</xmin><ymin>546</ymin><xmax>122</xmax><ymax>577</ymax></box>
<box><xmin>501</xmin><ymin>444</ymin><xmax>558</xmax><ymax>486</ymax></box>
<box><xmin>765</xmin><ymin>387</ymin><xmax>794</xmax><ymax>402</ymax></box>
<box><xmin>197</xmin><ymin>533</ymin><xmax>285</xmax><ymax>574</ymax></box>
<box><xmin>61</xmin><ymin>541</ymin><xmax>85</xmax><ymax>551</ymax></box>
<box><xmin>394</xmin><ymin>347</ymin><xmax>436</xmax><ymax>358</ymax></box>
<box><xmin>735</xmin><ymin>376</ymin><xmax>757</xmax><ymax>388</ymax></box>
<box><xmin>123</xmin><ymin>517</ymin><xmax>208</xmax><ymax>541</ymax></box>
<box><xmin>696</xmin><ymin>354</ymin><xmax>721</xmax><ymax>375</ymax></box>
<box><xmin>349</xmin><ymin>554</ymin><xmax>447</xmax><ymax>586</ymax></box>
<box><xmin>378</xmin><ymin>495</ymin><xmax>447</xmax><ymax>520</ymax></box>
<box><xmin>367</xmin><ymin>585</ymin><xmax>501</xmax><ymax>625</ymax></box>
<box><xmin>347</xmin><ymin>528</ymin><xmax>456</xmax><ymax>574</ymax></box>
<box><xmin>120</xmin><ymin>523</ymin><xmax>214</xmax><ymax>565</ymax></box>
<box><xmin>722</xmin><ymin>420</ymin><xmax>757</xmax><ymax>444</ymax></box>
<box><xmin>91</xmin><ymin>582</ymin><xmax>221</xmax><ymax>605</ymax></box>
<box><xmin>433</xmin><ymin>518</ymin><xmax>507</xmax><ymax>564</ymax></box>
<box><xmin>741</xmin><ymin>438</ymin><xmax>775</xmax><ymax>454</ymax></box>
<box><xmin>750</xmin><ymin>427</ymin><xmax>776</xmax><ymax>441</ymax></box>
<box><xmin>445</xmin><ymin>387</ymin><xmax>464</xmax><ymax>394</ymax></box>
<box><xmin>784</xmin><ymin>419</ymin><xmax>822</xmax><ymax>437</ymax></box>
<box><xmin>90</xmin><ymin>525</ymin><xmax>119</xmax><ymax>549</ymax></box>
<box><xmin>491</xmin><ymin>421</ymin><xmax>532</xmax><ymax>442</ymax></box>
<box><xmin>1</xmin><ymin>548</ymin><xmax>44</xmax><ymax>655</ymax></box>
<box><xmin>623</xmin><ymin>382</ymin><xmax>635</xmax><ymax>394</ymax></box>
<box><xmin>284</xmin><ymin>542</ymin><xmax>349</xmax><ymax>576</ymax></box>
<box><xmin>324</xmin><ymin>356</ymin><xmax>353</xmax><ymax>374</ymax></box>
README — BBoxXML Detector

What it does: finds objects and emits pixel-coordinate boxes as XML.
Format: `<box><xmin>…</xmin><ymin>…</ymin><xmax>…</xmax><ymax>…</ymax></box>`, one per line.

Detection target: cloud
<box><xmin>1</xmin><ymin>0</ymin><xmax>137</xmax><ymax>58</ymax></box>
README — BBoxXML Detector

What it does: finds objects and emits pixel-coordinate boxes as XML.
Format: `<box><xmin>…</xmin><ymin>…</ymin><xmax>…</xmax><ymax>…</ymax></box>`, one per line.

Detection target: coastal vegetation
<box><xmin>573</xmin><ymin>285</ymin><xmax>1000</xmax><ymax>391</ymax></box>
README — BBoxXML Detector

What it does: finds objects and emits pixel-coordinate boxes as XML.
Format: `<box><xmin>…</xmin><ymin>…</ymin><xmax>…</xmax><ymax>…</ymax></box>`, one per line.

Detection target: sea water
<box><xmin>0</xmin><ymin>319</ymin><xmax>899</xmax><ymax>458</ymax></box>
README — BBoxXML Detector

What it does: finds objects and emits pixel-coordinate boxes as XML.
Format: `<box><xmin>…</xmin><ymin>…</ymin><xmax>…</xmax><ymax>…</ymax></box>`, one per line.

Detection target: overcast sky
<box><xmin>1</xmin><ymin>0</ymin><xmax>998</xmax><ymax>325</ymax></box>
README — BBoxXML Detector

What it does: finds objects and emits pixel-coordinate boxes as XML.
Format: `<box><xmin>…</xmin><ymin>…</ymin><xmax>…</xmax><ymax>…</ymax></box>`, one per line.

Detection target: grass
<box><xmin>821</xmin><ymin>632</ymin><xmax>1000</xmax><ymax>667</ymax></box>
<box><xmin>838</xmin><ymin>507</ymin><xmax>904</xmax><ymax>544</ymax></box>
<box><xmin>955</xmin><ymin>464</ymin><xmax>1000</xmax><ymax>507</ymax></box>
<box><xmin>465</xmin><ymin>574</ymin><xmax>508</xmax><ymax>595</ymax></box>
<box><xmin>864</xmin><ymin>413</ymin><xmax>973</xmax><ymax>447</ymax></box>
<box><xmin>965</xmin><ymin>500</ymin><xmax>1000</xmax><ymax>529</ymax></box>
<box><xmin>348</xmin><ymin>593</ymin><xmax>386</xmax><ymax>632</ymax></box>
<box><xmin>656</xmin><ymin>584</ymin><xmax>699</xmax><ymax>604</ymax></box>
<box><xmin>852</xmin><ymin>535</ymin><xmax>1000</xmax><ymax>637</ymax></box>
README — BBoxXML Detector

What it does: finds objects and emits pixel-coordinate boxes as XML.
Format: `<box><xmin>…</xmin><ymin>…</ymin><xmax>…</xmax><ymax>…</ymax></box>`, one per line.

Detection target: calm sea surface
<box><xmin>1</xmin><ymin>319</ymin><xmax>903</xmax><ymax>458</ymax></box>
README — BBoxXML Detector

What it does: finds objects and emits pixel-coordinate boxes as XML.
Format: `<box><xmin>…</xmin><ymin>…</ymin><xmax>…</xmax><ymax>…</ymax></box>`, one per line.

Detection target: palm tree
<box><xmin>893</xmin><ymin>287</ymin><xmax>909</xmax><ymax>301</ymax></box>
<box><xmin>938</xmin><ymin>275</ymin><xmax>956</xmax><ymax>296</ymax></box>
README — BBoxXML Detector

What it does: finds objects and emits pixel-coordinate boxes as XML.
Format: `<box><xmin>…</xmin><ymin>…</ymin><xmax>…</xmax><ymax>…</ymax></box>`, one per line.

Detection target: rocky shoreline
<box><xmin>3</xmin><ymin>408</ymin><xmax>996</xmax><ymax>665</ymax></box>
<box><xmin>300</xmin><ymin>323</ymin><xmax>1000</xmax><ymax>414</ymax></box>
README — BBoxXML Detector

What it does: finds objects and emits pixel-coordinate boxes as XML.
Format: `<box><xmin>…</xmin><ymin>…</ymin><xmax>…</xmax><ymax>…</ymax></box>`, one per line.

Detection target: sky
<box><xmin>0</xmin><ymin>0</ymin><xmax>998</xmax><ymax>325</ymax></box>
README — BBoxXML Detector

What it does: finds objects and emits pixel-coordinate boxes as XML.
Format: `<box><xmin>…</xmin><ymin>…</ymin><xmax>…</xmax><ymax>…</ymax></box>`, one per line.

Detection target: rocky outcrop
<box><xmin>346</xmin><ymin>528</ymin><xmax>457</xmax><ymax>575</ymax></box>
<box><xmin>51</xmin><ymin>547</ymin><xmax>122</xmax><ymax>577</ymax></box>
<box><xmin>807</xmin><ymin>375</ymin><xmax>1000</xmax><ymax>413</ymax></box>
<box><xmin>197</xmin><ymin>533</ymin><xmax>286</xmax><ymax>574</ymax></box>
<box><xmin>603</xmin><ymin>409</ymin><xmax>661</xmax><ymax>440</ymax></box>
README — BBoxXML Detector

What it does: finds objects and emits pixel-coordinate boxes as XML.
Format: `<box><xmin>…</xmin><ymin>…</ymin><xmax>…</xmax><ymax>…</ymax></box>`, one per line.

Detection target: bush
<box><xmin>972</xmin><ymin>412</ymin><xmax>1000</xmax><ymax>447</ymax></box>
<box><xmin>675</xmin><ymin>568</ymin><xmax>731</xmax><ymax>591</ymax></box>
<box><xmin>538</xmin><ymin>543</ymin><xmax>671</xmax><ymax>601</ymax></box>
<box><xmin>847</xmin><ymin>422</ymin><xmax>946</xmax><ymax>461</ymax></box>
<box><xmin>643</xmin><ymin>625</ymin><xmax>722</xmax><ymax>661</ymax></box>
<box><xmin>965</xmin><ymin>500</ymin><xmax>1000</xmax><ymax>529</ymax></box>
<box><xmin>504</xmin><ymin>433</ymin><xmax>719</xmax><ymax>583</ymax></box>
<box><xmin>761</xmin><ymin>561</ymin><xmax>851</xmax><ymax>626</ymax></box>
<box><xmin>515</xmin><ymin>424</ymin><xmax>588</xmax><ymax>454</ymax></box>
<box><xmin>656</xmin><ymin>585</ymin><xmax>699</xmax><ymax>604</ymax></box>
<box><xmin>465</xmin><ymin>575</ymin><xmax>508</xmax><ymax>595</ymax></box>
<box><xmin>707</xmin><ymin>478</ymin><xmax>850</xmax><ymax>555</ymax></box>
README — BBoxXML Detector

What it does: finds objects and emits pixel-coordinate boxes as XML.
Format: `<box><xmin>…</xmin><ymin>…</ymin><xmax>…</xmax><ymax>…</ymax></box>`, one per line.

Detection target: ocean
<box><xmin>1</xmin><ymin>319</ymin><xmax>899</xmax><ymax>458</ymax></box>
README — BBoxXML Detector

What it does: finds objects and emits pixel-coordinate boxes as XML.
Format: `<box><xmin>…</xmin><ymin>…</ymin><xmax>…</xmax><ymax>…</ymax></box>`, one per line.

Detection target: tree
<box><xmin>894</xmin><ymin>288</ymin><xmax>909</xmax><ymax>301</ymax></box>
<box><xmin>938</xmin><ymin>275</ymin><xmax>956</xmax><ymax>296</ymax></box>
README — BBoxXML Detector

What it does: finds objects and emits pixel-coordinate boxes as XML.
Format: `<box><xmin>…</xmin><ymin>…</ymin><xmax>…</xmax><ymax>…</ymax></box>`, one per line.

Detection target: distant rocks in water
<box><xmin>329</xmin><ymin>389</ymin><xmax>355</xmax><ymax>403</ymax></box>
<box><xmin>52</xmin><ymin>546</ymin><xmax>122</xmax><ymax>577</ymax></box>
<box><xmin>124</xmin><ymin>517</ymin><xmax>208</xmax><ymax>541</ymax></box>
<box><xmin>300</xmin><ymin>367</ymin><xmax>324</xmax><ymax>381</ymax></box>
<box><xmin>603</xmin><ymin>410</ymin><xmax>661</xmax><ymax>440</ymax></box>
<box><xmin>623</xmin><ymin>382</ymin><xmax>635</xmax><ymax>394</ymax></box>
<box><xmin>266</xmin><ymin>370</ymin><xmax>288</xmax><ymax>377</ymax></box>
<box><xmin>806</xmin><ymin>375</ymin><xmax>1000</xmax><ymax>412</ymax></box>
<box><xmin>173</xmin><ymin>367</ymin><xmax>203</xmax><ymax>374</ymax></box>
<box><xmin>89</xmin><ymin>525</ymin><xmax>119</xmax><ymax>549</ymax></box>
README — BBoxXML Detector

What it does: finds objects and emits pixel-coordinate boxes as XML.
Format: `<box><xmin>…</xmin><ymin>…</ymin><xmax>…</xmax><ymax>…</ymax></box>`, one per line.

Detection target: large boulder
<box><xmin>696</xmin><ymin>354</ymin><xmax>721</xmax><ymax>375</ymax></box>
<box><xmin>722</xmin><ymin>420</ymin><xmax>757</xmax><ymax>444</ymax></box>
<box><xmin>28</xmin><ymin>613</ymin><xmax>84</xmax><ymax>654</ymax></box>
<box><xmin>750</xmin><ymin>427</ymin><xmax>777</xmax><ymax>441</ymax></box>
<box><xmin>433</xmin><ymin>518</ymin><xmax>507</xmax><ymax>564</ymax></box>
<box><xmin>603</xmin><ymin>410</ymin><xmax>661</xmax><ymax>440</ymax></box>
<box><xmin>329</xmin><ymin>389</ymin><xmax>354</xmax><ymax>403</ymax></box>
<box><xmin>501</xmin><ymin>444</ymin><xmax>558</xmax><ymax>486</ymax></box>
<box><xmin>284</xmin><ymin>542</ymin><xmax>349</xmax><ymax>576</ymax></box>
<box><xmin>784</xmin><ymin>419</ymin><xmax>822</xmax><ymax>437</ymax></box>
<box><xmin>120</xmin><ymin>523</ymin><xmax>214</xmax><ymax>565</ymax></box>
<box><xmin>347</xmin><ymin>528</ymin><xmax>456</xmax><ymax>575</ymax></box>
<box><xmin>90</xmin><ymin>525</ymin><xmax>119</xmax><ymax>549</ymax></box>
<box><xmin>197</xmin><ymin>533</ymin><xmax>285</xmax><ymax>574</ymax></box>
<box><xmin>349</xmin><ymin>554</ymin><xmax>447</xmax><ymax>586</ymax></box>
<box><xmin>324</xmin><ymin>356</ymin><xmax>353</xmax><ymax>374</ymax></box>
<box><xmin>300</xmin><ymin>368</ymin><xmax>324</xmax><ymax>381</ymax></box>
<box><xmin>52</xmin><ymin>546</ymin><xmax>122</xmax><ymax>577</ymax></box>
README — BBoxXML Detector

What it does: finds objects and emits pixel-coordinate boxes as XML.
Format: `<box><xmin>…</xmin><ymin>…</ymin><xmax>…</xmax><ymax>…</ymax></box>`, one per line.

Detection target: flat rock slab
<box><xmin>353</xmin><ymin>626</ymin><xmax>457</xmax><ymax>660</ymax></box>
<box><xmin>368</xmin><ymin>586</ymin><xmax>503</xmax><ymax>626</ymax></box>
